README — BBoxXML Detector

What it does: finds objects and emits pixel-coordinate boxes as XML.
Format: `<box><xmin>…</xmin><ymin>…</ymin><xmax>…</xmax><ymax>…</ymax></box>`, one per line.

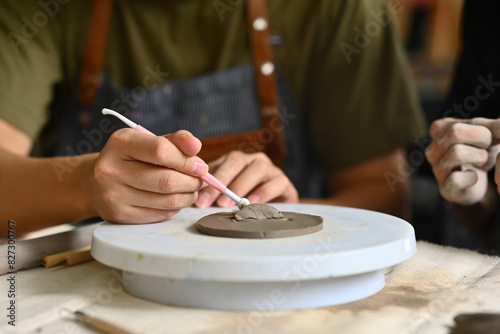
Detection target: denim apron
<box><xmin>54</xmin><ymin>0</ymin><xmax>323</xmax><ymax>198</ymax></box>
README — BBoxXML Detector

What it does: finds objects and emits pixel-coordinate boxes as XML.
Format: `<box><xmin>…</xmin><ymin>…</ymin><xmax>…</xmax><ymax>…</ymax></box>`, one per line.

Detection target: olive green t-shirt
<box><xmin>0</xmin><ymin>0</ymin><xmax>426</xmax><ymax>171</ymax></box>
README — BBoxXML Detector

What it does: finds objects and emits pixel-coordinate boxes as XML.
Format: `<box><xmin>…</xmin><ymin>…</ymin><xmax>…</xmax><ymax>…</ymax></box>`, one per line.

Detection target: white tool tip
<box><xmin>237</xmin><ymin>198</ymin><xmax>250</xmax><ymax>209</ymax></box>
<box><xmin>101</xmin><ymin>108</ymin><xmax>138</xmax><ymax>128</ymax></box>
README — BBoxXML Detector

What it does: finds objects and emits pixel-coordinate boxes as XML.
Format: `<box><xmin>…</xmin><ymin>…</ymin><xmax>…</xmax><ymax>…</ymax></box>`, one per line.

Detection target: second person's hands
<box><xmin>426</xmin><ymin>117</ymin><xmax>500</xmax><ymax>205</ymax></box>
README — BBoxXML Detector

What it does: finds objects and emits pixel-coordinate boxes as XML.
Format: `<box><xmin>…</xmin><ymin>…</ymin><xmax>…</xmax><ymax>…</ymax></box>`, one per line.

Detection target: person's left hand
<box><xmin>195</xmin><ymin>151</ymin><xmax>299</xmax><ymax>207</ymax></box>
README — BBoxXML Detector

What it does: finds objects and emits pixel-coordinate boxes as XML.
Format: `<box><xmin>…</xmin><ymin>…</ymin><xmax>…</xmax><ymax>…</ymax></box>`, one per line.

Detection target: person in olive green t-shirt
<box><xmin>0</xmin><ymin>0</ymin><xmax>426</xmax><ymax>234</ymax></box>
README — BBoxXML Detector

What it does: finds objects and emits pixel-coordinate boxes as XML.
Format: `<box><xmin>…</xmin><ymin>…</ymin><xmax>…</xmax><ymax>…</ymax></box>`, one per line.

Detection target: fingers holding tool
<box><xmin>196</xmin><ymin>151</ymin><xmax>298</xmax><ymax>208</ymax></box>
<box><xmin>91</xmin><ymin>128</ymin><xmax>207</xmax><ymax>223</ymax></box>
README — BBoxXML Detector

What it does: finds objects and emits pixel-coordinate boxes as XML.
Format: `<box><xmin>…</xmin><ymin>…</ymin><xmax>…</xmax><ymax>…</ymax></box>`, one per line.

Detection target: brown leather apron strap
<box><xmin>245</xmin><ymin>0</ymin><xmax>286</xmax><ymax>167</ymax></box>
<box><xmin>77</xmin><ymin>0</ymin><xmax>286</xmax><ymax>166</ymax></box>
<box><xmin>78</xmin><ymin>0</ymin><xmax>115</xmax><ymax>106</ymax></box>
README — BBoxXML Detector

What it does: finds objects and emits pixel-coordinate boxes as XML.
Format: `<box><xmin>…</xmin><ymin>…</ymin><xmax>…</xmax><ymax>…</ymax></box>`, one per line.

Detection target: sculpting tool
<box><xmin>63</xmin><ymin>308</ymin><xmax>139</xmax><ymax>334</ymax></box>
<box><xmin>43</xmin><ymin>245</ymin><xmax>92</xmax><ymax>267</ymax></box>
<box><xmin>102</xmin><ymin>108</ymin><xmax>250</xmax><ymax>208</ymax></box>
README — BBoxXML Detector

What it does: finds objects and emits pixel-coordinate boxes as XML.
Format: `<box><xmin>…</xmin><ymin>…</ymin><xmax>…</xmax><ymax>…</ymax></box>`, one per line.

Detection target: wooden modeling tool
<box><xmin>102</xmin><ymin>108</ymin><xmax>250</xmax><ymax>209</ymax></box>
<box><xmin>43</xmin><ymin>245</ymin><xmax>93</xmax><ymax>267</ymax></box>
<box><xmin>63</xmin><ymin>308</ymin><xmax>139</xmax><ymax>334</ymax></box>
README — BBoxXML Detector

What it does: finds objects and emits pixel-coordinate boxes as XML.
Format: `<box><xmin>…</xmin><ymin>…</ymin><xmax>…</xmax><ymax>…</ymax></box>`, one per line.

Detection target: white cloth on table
<box><xmin>1</xmin><ymin>241</ymin><xmax>499</xmax><ymax>334</ymax></box>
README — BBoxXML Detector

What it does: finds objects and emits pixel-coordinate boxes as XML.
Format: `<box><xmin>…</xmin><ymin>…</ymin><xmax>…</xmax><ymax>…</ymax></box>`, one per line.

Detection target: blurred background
<box><xmin>392</xmin><ymin>0</ymin><xmax>485</xmax><ymax>250</ymax></box>
<box><xmin>395</xmin><ymin>0</ymin><xmax>464</xmax><ymax>118</ymax></box>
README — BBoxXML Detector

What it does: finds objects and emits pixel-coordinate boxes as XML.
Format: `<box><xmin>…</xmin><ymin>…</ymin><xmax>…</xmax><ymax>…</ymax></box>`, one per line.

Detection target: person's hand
<box><xmin>425</xmin><ymin>117</ymin><xmax>500</xmax><ymax>206</ymax></box>
<box><xmin>89</xmin><ymin>129</ymin><xmax>207</xmax><ymax>223</ymax></box>
<box><xmin>195</xmin><ymin>151</ymin><xmax>299</xmax><ymax>208</ymax></box>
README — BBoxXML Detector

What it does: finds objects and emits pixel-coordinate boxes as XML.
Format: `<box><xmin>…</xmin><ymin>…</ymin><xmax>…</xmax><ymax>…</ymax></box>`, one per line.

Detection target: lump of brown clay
<box><xmin>196</xmin><ymin>204</ymin><xmax>323</xmax><ymax>239</ymax></box>
<box><xmin>234</xmin><ymin>203</ymin><xmax>285</xmax><ymax>221</ymax></box>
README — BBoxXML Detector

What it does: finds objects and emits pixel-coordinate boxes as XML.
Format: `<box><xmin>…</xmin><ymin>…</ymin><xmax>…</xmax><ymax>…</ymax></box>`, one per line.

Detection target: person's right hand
<box><xmin>89</xmin><ymin>129</ymin><xmax>207</xmax><ymax>224</ymax></box>
<box><xmin>425</xmin><ymin>117</ymin><xmax>500</xmax><ymax>206</ymax></box>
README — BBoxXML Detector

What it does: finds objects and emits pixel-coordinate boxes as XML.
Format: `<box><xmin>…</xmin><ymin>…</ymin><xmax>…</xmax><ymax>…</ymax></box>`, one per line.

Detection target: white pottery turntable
<box><xmin>91</xmin><ymin>204</ymin><xmax>416</xmax><ymax>310</ymax></box>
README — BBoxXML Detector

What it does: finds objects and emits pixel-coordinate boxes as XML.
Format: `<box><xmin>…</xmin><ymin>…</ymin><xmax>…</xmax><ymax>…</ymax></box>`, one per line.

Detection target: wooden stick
<box><xmin>73</xmin><ymin>310</ymin><xmax>139</xmax><ymax>334</ymax></box>
<box><xmin>42</xmin><ymin>245</ymin><xmax>92</xmax><ymax>267</ymax></box>
<box><xmin>65</xmin><ymin>249</ymin><xmax>93</xmax><ymax>266</ymax></box>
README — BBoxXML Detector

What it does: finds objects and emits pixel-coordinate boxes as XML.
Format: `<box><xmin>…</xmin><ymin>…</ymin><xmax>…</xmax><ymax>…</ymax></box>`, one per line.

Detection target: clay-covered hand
<box><xmin>89</xmin><ymin>129</ymin><xmax>207</xmax><ymax>223</ymax></box>
<box><xmin>195</xmin><ymin>151</ymin><xmax>299</xmax><ymax>208</ymax></box>
<box><xmin>425</xmin><ymin>117</ymin><xmax>500</xmax><ymax>205</ymax></box>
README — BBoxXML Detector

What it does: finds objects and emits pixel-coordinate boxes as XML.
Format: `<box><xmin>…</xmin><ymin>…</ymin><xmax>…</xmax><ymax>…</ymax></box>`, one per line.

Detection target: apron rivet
<box><xmin>200</xmin><ymin>115</ymin><xmax>209</xmax><ymax>126</ymax></box>
<box><xmin>253</xmin><ymin>17</ymin><xmax>268</xmax><ymax>31</ymax></box>
<box><xmin>262</xmin><ymin>107</ymin><xmax>277</xmax><ymax>119</ymax></box>
<box><xmin>260</xmin><ymin>62</ymin><xmax>274</xmax><ymax>76</ymax></box>
<box><xmin>87</xmin><ymin>73</ymin><xmax>98</xmax><ymax>83</ymax></box>
<box><xmin>163</xmin><ymin>85</ymin><xmax>173</xmax><ymax>94</ymax></box>
<box><xmin>84</xmin><ymin>89</ymin><xmax>94</xmax><ymax>97</ymax></box>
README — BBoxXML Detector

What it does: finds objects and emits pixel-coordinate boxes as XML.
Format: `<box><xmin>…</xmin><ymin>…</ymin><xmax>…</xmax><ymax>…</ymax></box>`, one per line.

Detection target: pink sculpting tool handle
<box><xmin>201</xmin><ymin>173</ymin><xmax>227</xmax><ymax>193</ymax></box>
<box><xmin>136</xmin><ymin>126</ymin><xmax>227</xmax><ymax>192</ymax></box>
<box><xmin>135</xmin><ymin>125</ymin><xmax>155</xmax><ymax>136</ymax></box>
